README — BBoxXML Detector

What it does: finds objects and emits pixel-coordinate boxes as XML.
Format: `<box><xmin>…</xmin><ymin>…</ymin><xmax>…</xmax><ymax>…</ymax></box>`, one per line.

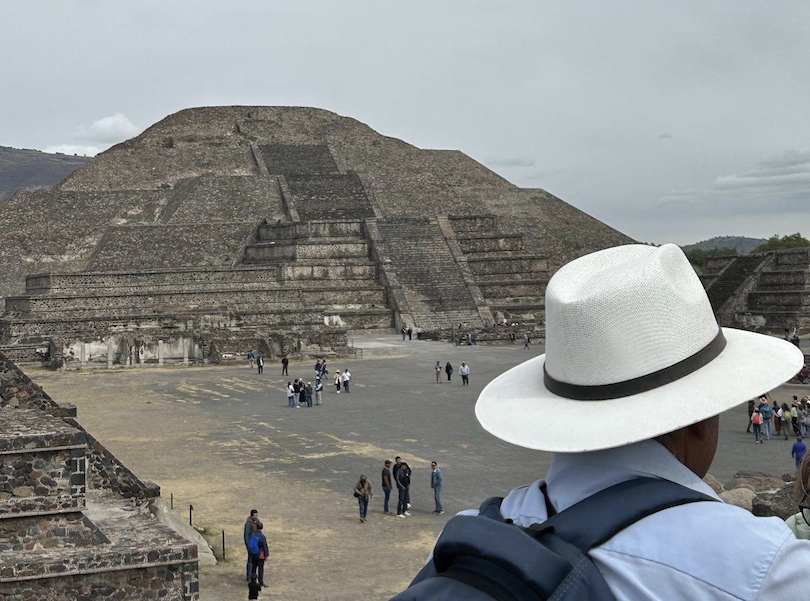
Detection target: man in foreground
<box><xmin>407</xmin><ymin>244</ymin><xmax>810</xmax><ymax>598</ymax></box>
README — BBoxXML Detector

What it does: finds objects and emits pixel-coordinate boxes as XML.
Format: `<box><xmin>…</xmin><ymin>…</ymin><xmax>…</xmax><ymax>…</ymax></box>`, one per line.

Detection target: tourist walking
<box><xmin>435</xmin><ymin>361</ymin><xmax>442</xmax><ymax>383</ymax></box>
<box><xmin>304</xmin><ymin>381</ymin><xmax>313</xmax><ymax>407</ymax></box>
<box><xmin>256</xmin><ymin>354</ymin><xmax>264</xmax><ymax>374</ymax></box>
<box><xmin>334</xmin><ymin>371</ymin><xmax>342</xmax><ymax>393</ymax></box>
<box><xmin>354</xmin><ymin>475</ymin><xmax>373</xmax><ymax>522</ymax></box>
<box><xmin>381</xmin><ymin>459</ymin><xmax>393</xmax><ymax>514</ymax></box>
<box><xmin>314</xmin><ymin>377</ymin><xmax>323</xmax><ymax>405</ymax></box>
<box><xmin>243</xmin><ymin>509</ymin><xmax>259</xmax><ymax>582</ymax></box>
<box><xmin>445</xmin><ymin>361</ymin><xmax>453</xmax><ymax>383</ymax></box>
<box><xmin>523</xmin><ymin>333</ymin><xmax>530</xmax><ymax>349</ymax></box>
<box><xmin>342</xmin><ymin>368</ymin><xmax>351</xmax><ymax>393</ymax></box>
<box><xmin>247</xmin><ymin>349</ymin><xmax>255</xmax><ymax>370</ymax></box>
<box><xmin>459</xmin><ymin>362</ymin><xmax>470</xmax><ymax>385</ymax></box>
<box><xmin>281</xmin><ymin>355</ymin><xmax>288</xmax><ymax>375</ymax></box>
<box><xmin>430</xmin><ymin>461</ymin><xmax>444</xmax><ymax>514</ymax></box>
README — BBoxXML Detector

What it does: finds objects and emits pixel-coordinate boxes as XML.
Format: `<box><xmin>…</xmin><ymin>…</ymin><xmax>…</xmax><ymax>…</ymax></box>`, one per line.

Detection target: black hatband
<box><xmin>543</xmin><ymin>329</ymin><xmax>727</xmax><ymax>401</ymax></box>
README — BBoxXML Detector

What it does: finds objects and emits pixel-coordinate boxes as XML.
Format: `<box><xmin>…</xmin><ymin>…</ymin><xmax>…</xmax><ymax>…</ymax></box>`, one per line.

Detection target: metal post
<box><xmin>189</xmin><ymin>504</ymin><xmax>193</xmax><ymax>526</ymax></box>
<box><xmin>221</xmin><ymin>529</ymin><xmax>226</xmax><ymax>560</ymax></box>
<box><xmin>170</xmin><ymin>493</ymin><xmax>173</xmax><ymax>510</ymax></box>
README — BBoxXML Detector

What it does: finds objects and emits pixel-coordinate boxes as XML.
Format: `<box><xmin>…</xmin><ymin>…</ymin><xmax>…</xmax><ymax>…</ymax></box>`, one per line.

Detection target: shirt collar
<box><xmin>545</xmin><ymin>439</ymin><xmax>721</xmax><ymax>512</ymax></box>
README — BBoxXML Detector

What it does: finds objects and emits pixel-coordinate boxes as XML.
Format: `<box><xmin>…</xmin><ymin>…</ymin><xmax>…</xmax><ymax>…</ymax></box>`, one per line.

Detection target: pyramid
<box><xmin>0</xmin><ymin>106</ymin><xmax>633</xmax><ymax>367</ymax></box>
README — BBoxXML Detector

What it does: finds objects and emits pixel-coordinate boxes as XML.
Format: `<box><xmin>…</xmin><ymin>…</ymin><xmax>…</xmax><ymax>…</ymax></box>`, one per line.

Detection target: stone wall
<box><xmin>167</xmin><ymin>175</ymin><xmax>285</xmax><ymax>224</ymax></box>
<box><xmin>84</xmin><ymin>223</ymin><xmax>255</xmax><ymax>272</ymax></box>
<box><xmin>0</xmin><ymin>353</ymin><xmax>198</xmax><ymax>599</ymax></box>
<box><xmin>0</xmin><ymin>562</ymin><xmax>198</xmax><ymax>601</ymax></box>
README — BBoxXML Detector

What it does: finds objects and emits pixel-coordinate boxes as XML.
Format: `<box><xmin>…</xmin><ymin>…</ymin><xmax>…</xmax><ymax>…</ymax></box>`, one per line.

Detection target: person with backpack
<box><xmin>758</xmin><ymin>396</ymin><xmax>773</xmax><ymax>440</ymax></box>
<box><xmin>751</xmin><ymin>407</ymin><xmax>763</xmax><ymax>443</ymax></box>
<box><xmin>783</xmin><ymin>403</ymin><xmax>793</xmax><ymax>440</ymax></box>
<box><xmin>247</xmin><ymin>522</ymin><xmax>269</xmax><ymax>587</ymax></box>
<box><xmin>391</xmin><ymin>244</ymin><xmax>810</xmax><ymax>600</ymax></box>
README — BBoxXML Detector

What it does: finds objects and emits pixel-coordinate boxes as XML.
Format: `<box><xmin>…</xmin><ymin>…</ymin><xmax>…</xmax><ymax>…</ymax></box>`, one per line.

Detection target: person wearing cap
<box><xmin>472</xmin><ymin>244</ymin><xmax>810</xmax><ymax>599</ymax></box>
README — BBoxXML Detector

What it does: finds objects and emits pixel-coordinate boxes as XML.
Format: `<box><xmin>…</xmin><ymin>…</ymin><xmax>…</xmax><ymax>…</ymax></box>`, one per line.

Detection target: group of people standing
<box><xmin>284</xmin><ymin>360</ymin><xmax>353</xmax><ymax>407</ymax></box>
<box><xmin>749</xmin><ymin>394</ymin><xmax>810</xmax><ymax>444</ymax></box>
<box><xmin>400</xmin><ymin>324</ymin><xmax>423</xmax><ymax>340</ymax></box>
<box><xmin>435</xmin><ymin>361</ymin><xmax>470</xmax><ymax>385</ymax></box>
<box><xmin>374</xmin><ymin>457</ymin><xmax>443</xmax><ymax>521</ymax></box>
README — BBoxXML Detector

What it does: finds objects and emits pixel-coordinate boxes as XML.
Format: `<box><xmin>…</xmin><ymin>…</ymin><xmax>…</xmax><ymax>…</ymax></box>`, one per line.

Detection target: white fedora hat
<box><xmin>476</xmin><ymin>243</ymin><xmax>804</xmax><ymax>453</ymax></box>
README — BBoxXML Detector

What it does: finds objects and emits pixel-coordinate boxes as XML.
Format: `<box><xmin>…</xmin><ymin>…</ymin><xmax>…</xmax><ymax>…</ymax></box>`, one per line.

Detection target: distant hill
<box><xmin>681</xmin><ymin>236</ymin><xmax>767</xmax><ymax>255</ymax></box>
<box><xmin>0</xmin><ymin>146</ymin><xmax>88</xmax><ymax>201</ymax></box>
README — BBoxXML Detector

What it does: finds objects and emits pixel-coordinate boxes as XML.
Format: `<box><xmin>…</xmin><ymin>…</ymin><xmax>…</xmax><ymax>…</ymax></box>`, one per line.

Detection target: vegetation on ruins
<box><xmin>684</xmin><ymin>247</ymin><xmax>738</xmax><ymax>270</ymax></box>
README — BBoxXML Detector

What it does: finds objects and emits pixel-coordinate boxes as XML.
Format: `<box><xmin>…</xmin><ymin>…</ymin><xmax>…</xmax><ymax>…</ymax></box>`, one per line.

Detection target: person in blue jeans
<box><xmin>243</xmin><ymin>509</ymin><xmax>259</xmax><ymax>581</ymax></box>
<box><xmin>354</xmin><ymin>475</ymin><xmax>373</xmax><ymax>522</ymax></box>
<box><xmin>758</xmin><ymin>397</ymin><xmax>773</xmax><ymax>440</ymax></box>
<box><xmin>793</xmin><ymin>436</ymin><xmax>807</xmax><ymax>468</ymax></box>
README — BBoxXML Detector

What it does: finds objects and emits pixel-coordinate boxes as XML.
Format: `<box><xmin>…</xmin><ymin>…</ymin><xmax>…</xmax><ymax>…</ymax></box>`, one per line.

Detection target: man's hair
<box><xmin>384</xmin><ymin>460</ymin><xmax>391</xmax><ymax>465</ymax></box>
<box><xmin>250</xmin><ymin>509</ymin><xmax>258</xmax><ymax>516</ymax></box>
<box><xmin>395</xmin><ymin>456</ymin><xmax>401</xmax><ymax>460</ymax></box>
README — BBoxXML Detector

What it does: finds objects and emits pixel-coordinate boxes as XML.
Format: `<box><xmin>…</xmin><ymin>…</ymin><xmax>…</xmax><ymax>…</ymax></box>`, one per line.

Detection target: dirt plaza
<box><xmin>27</xmin><ymin>334</ymin><xmax>807</xmax><ymax>601</ymax></box>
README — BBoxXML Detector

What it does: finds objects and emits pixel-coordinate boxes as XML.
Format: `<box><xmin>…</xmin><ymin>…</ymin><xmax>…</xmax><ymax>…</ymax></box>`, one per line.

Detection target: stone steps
<box><xmin>707</xmin><ymin>255</ymin><xmax>769</xmax><ymax>312</ymax></box>
<box><xmin>243</xmin><ymin>239</ymin><xmax>371</xmax><ymax>261</ymax></box>
<box><xmin>24</xmin><ymin>267</ymin><xmax>281</xmax><ymax>295</ymax></box>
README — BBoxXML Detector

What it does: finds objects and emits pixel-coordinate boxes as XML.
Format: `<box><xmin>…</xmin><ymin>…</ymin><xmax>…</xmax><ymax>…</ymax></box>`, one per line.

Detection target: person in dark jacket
<box><xmin>243</xmin><ymin>509</ymin><xmax>259</xmax><ymax>581</ymax></box>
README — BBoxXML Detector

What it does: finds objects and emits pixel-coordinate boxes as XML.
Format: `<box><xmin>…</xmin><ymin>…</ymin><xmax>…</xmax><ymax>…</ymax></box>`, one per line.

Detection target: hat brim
<box><xmin>475</xmin><ymin>328</ymin><xmax>804</xmax><ymax>453</ymax></box>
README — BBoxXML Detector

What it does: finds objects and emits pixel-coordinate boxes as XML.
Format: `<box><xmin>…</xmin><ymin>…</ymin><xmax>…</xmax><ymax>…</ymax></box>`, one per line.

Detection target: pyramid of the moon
<box><xmin>0</xmin><ymin>106</ymin><xmax>633</xmax><ymax>367</ymax></box>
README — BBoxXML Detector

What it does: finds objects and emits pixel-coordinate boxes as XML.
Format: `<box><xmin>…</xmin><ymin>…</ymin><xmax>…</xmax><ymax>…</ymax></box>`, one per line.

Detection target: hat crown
<box><xmin>544</xmin><ymin>244</ymin><xmax>719</xmax><ymax>388</ymax></box>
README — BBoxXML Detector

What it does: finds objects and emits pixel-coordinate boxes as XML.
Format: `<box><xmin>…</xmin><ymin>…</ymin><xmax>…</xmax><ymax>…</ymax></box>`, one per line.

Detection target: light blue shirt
<box><xmin>498</xmin><ymin>440</ymin><xmax>810</xmax><ymax>600</ymax></box>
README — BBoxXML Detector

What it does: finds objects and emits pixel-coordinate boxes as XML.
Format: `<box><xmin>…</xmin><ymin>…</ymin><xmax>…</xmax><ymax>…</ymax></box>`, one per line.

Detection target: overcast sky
<box><xmin>2</xmin><ymin>1</ymin><xmax>809</xmax><ymax>245</ymax></box>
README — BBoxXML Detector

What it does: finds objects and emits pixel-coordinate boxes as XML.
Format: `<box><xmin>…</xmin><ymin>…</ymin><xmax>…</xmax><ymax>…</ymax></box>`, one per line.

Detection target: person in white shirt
<box><xmin>459</xmin><ymin>362</ymin><xmax>470</xmax><ymax>386</ymax></box>
<box><xmin>469</xmin><ymin>244</ymin><xmax>810</xmax><ymax>599</ymax></box>
<box><xmin>341</xmin><ymin>369</ymin><xmax>351</xmax><ymax>393</ymax></box>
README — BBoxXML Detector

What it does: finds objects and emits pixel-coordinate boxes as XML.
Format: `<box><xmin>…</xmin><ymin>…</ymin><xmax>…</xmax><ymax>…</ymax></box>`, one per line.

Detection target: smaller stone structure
<box><xmin>0</xmin><ymin>351</ymin><xmax>199</xmax><ymax>600</ymax></box>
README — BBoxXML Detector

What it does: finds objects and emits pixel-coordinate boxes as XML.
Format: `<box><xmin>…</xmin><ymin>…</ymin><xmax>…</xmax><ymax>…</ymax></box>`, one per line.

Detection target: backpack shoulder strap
<box><xmin>536</xmin><ymin>477</ymin><xmax>717</xmax><ymax>551</ymax></box>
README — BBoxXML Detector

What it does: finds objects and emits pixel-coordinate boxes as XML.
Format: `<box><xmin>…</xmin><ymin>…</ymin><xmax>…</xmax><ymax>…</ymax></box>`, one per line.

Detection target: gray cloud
<box><xmin>2</xmin><ymin>2</ymin><xmax>810</xmax><ymax>245</ymax></box>
<box><xmin>486</xmin><ymin>157</ymin><xmax>536</xmax><ymax>168</ymax></box>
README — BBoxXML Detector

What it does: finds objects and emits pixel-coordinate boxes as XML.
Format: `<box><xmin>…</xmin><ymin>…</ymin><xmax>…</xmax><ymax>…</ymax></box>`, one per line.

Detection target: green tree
<box><xmin>751</xmin><ymin>233</ymin><xmax>810</xmax><ymax>253</ymax></box>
